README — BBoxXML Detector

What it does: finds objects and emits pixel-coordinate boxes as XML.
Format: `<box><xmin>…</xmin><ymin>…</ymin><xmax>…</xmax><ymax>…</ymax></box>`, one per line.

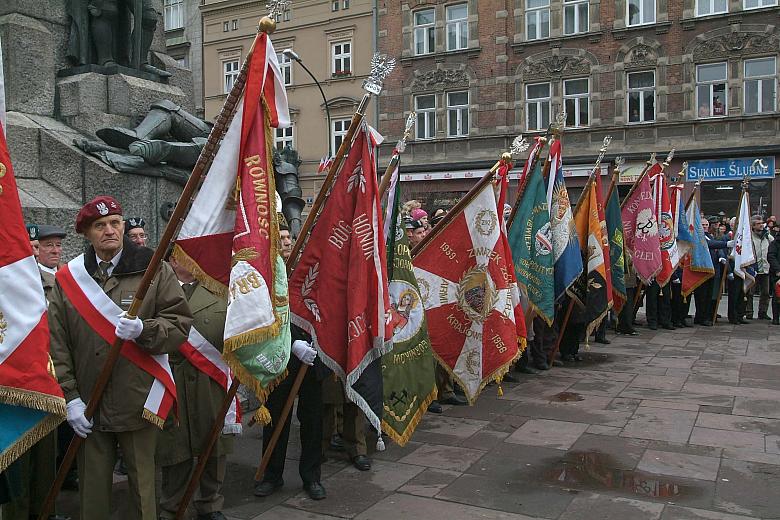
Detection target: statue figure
<box><xmin>76</xmin><ymin>101</ymin><xmax>306</xmax><ymax>236</ymax></box>
<box><xmin>66</xmin><ymin>0</ymin><xmax>170</xmax><ymax>77</ymax></box>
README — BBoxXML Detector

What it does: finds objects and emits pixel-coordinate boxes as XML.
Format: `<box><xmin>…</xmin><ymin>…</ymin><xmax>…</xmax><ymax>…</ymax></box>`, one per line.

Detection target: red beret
<box><xmin>75</xmin><ymin>196</ymin><xmax>123</xmax><ymax>233</ymax></box>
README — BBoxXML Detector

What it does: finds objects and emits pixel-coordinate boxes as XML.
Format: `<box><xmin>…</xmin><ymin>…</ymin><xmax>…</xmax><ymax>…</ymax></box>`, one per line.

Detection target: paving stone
<box><xmin>722</xmin><ymin>448</ymin><xmax>780</xmax><ymax>466</ymax></box>
<box><xmin>689</xmin><ymin>427</ymin><xmax>765</xmax><ymax>452</ymax></box>
<box><xmin>687</xmin><ymin>372</ymin><xmax>741</xmax><ymax>386</ymax></box>
<box><xmin>397</xmin><ymin>468</ymin><xmax>462</xmax><ymax>498</ymax></box>
<box><xmin>248</xmin><ymin>506</ymin><xmax>343</xmax><ymax>519</ymax></box>
<box><xmin>648</xmin><ymin>357</ymin><xmax>697</xmax><ymax>369</ymax></box>
<box><xmin>398</xmin><ymin>444</ymin><xmax>486</xmax><ymax>472</ymax></box>
<box><xmin>505</xmin><ymin>419</ymin><xmax>589</xmax><ymax>450</ymax></box>
<box><xmin>619</xmin><ymin>389</ymin><xmax>734</xmax><ymax>408</ymax></box>
<box><xmin>696</xmin><ymin>412</ymin><xmax>780</xmax><ymax>436</ymax></box>
<box><xmin>739</xmin><ymin>362</ymin><xmax>780</xmax><ymax>380</ymax></box>
<box><xmin>637</xmin><ymin>450</ymin><xmax>721</xmax><ymax>481</ymax></box>
<box><xmin>284</xmin><ymin>460</ymin><xmax>425</xmax><ymax>518</ymax></box>
<box><xmin>621</xmin><ymin>408</ymin><xmax>698</xmax><ymax>443</ymax></box>
<box><xmin>567</xmin><ymin>379</ymin><xmax>631</xmax><ymax>397</ymax></box>
<box><xmin>640</xmin><ymin>399</ymin><xmax>700</xmax><ymax>411</ymax></box>
<box><xmin>765</xmin><ymin>435</ymin><xmax>780</xmax><ymax>454</ymax></box>
<box><xmin>436</xmin><ymin>473</ymin><xmax>577</xmax><ymax>519</ymax></box>
<box><xmin>660</xmin><ymin>505</ymin><xmax>759</xmax><ymax>520</ymax></box>
<box><xmin>569</xmin><ymin>433</ymin><xmax>648</xmax><ymax>470</ymax></box>
<box><xmin>732</xmin><ymin>397</ymin><xmax>780</xmax><ymax>419</ymax></box>
<box><xmin>507</xmin><ymin>401</ymin><xmax>633</xmax><ymax>428</ymax></box>
<box><xmin>371</xmin><ymin>440</ymin><xmax>424</xmax><ymax>462</ymax></box>
<box><xmin>558</xmin><ymin>492</ymin><xmax>664</xmax><ymax>520</ymax></box>
<box><xmin>738</xmin><ymin>377</ymin><xmax>780</xmax><ymax>391</ymax></box>
<box><xmin>416</xmin><ymin>415</ymin><xmax>490</xmax><ymax>439</ymax></box>
<box><xmin>630</xmin><ymin>375</ymin><xmax>688</xmax><ymax>391</ymax></box>
<box><xmin>586</xmin><ymin>425</ymin><xmax>622</xmax><ymax>436</ymax></box>
<box><xmin>608</xmin><ymin>397</ymin><xmax>642</xmax><ymax>412</ymax></box>
<box><xmin>355</xmin><ymin>493</ymin><xmax>540</xmax><ymax>520</ymax></box>
<box><xmin>460</xmin><ymin>429</ymin><xmax>511</xmax><ymax>451</ymax></box>
<box><xmin>715</xmin><ymin>458</ymin><xmax>780</xmax><ymax>518</ymax></box>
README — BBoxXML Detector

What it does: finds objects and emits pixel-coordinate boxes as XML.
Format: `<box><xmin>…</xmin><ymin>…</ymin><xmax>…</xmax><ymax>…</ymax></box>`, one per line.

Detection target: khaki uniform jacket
<box><xmin>49</xmin><ymin>237</ymin><xmax>192</xmax><ymax>432</ymax></box>
<box><xmin>157</xmin><ymin>282</ymin><xmax>234</xmax><ymax>466</ymax></box>
<box><xmin>39</xmin><ymin>269</ymin><xmax>56</xmax><ymax>299</ymax></box>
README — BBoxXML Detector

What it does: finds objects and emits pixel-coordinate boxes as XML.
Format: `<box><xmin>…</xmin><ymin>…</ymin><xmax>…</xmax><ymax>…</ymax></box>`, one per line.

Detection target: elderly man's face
<box><xmin>38</xmin><ymin>237</ymin><xmax>63</xmax><ymax>269</ymax></box>
<box><xmin>753</xmin><ymin>219</ymin><xmax>765</xmax><ymax>232</ymax></box>
<box><xmin>279</xmin><ymin>229</ymin><xmax>292</xmax><ymax>260</ymax></box>
<box><xmin>85</xmin><ymin>215</ymin><xmax>124</xmax><ymax>258</ymax></box>
<box><xmin>702</xmin><ymin>220</ymin><xmax>709</xmax><ymax>233</ymax></box>
<box><xmin>127</xmin><ymin>227</ymin><xmax>147</xmax><ymax>247</ymax></box>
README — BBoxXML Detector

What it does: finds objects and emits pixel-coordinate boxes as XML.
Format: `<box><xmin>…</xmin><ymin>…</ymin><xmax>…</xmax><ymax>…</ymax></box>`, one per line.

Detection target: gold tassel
<box><xmin>255</xmin><ymin>406</ymin><xmax>272</xmax><ymax>426</ymax></box>
<box><xmin>683</xmin><ymin>294</ymin><xmax>688</xmax><ymax>303</ymax></box>
<box><xmin>584</xmin><ymin>337</ymin><xmax>591</xmax><ymax>352</ymax></box>
<box><xmin>495</xmin><ymin>375</ymin><xmax>504</xmax><ymax>397</ymax></box>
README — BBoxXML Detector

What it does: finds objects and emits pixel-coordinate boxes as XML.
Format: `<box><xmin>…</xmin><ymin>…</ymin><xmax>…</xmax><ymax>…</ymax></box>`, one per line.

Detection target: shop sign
<box><xmin>618</xmin><ymin>162</ymin><xmax>648</xmax><ymax>184</ymax></box>
<box><xmin>400</xmin><ymin>164</ymin><xmax>603</xmax><ymax>182</ymax></box>
<box><xmin>686</xmin><ymin>157</ymin><xmax>775</xmax><ymax>182</ymax></box>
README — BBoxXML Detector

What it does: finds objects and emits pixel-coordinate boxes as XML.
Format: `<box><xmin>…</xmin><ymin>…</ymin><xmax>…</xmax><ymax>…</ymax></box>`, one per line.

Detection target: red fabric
<box><xmin>594</xmin><ymin>170</ymin><xmax>614</xmax><ymax>306</ymax></box>
<box><xmin>288</xmin><ymin>126</ymin><xmax>391</xmax><ymax>384</ymax></box>
<box><xmin>0</xmin><ymin>125</ymin><xmax>34</xmax><ymax>267</ymax></box>
<box><xmin>174</xmin><ymin>232</ymin><xmax>234</xmax><ymax>286</ymax></box>
<box><xmin>652</xmin><ymin>168</ymin><xmax>676</xmax><ymax>287</ymax></box>
<box><xmin>75</xmin><ymin>196</ymin><xmax>123</xmax><ymax>233</ymax></box>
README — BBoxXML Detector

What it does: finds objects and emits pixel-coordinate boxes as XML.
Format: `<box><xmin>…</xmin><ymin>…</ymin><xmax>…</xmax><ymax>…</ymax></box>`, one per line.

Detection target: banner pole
<box><xmin>37</xmin><ymin>25</ymin><xmax>263</xmax><ymax>520</ymax></box>
<box><xmin>378</xmin><ymin>112</ymin><xmax>415</xmax><ymax>199</ymax></box>
<box><xmin>506</xmin><ymin>137</ymin><xmax>548</xmax><ymax>229</ymax></box>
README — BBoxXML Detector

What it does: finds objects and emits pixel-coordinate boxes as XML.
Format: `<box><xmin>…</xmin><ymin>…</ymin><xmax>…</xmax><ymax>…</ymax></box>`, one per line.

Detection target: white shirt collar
<box><xmin>95</xmin><ymin>249</ymin><xmax>123</xmax><ymax>276</ymax></box>
<box><xmin>38</xmin><ymin>263</ymin><xmax>57</xmax><ymax>275</ymax></box>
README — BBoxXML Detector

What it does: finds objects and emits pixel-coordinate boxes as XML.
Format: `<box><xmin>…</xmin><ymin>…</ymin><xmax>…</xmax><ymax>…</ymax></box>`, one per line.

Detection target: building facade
<box><xmin>201</xmin><ymin>0</ymin><xmax>377</xmax><ymax>201</ymax></box>
<box><xmin>377</xmin><ymin>0</ymin><xmax>780</xmax><ymax>218</ymax></box>
<box><xmin>164</xmin><ymin>0</ymin><xmax>205</xmax><ymax>117</ymax></box>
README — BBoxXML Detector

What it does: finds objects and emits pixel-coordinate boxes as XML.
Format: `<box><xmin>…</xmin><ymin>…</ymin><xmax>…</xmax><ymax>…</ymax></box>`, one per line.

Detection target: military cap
<box><xmin>124</xmin><ymin>217</ymin><xmax>146</xmax><ymax>232</ymax></box>
<box><xmin>26</xmin><ymin>224</ymin><xmax>39</xmax><ymax>241</ymax></box>
<box><xmin>75</xmin><ymin>195</ymin><xmax>123</xmax><ymax>233</ymax></box>
<box><xmin>409</xmin><ymin>219</ymin><xmax>425</xmax><ymax>231</ymax></box>
<box><xmin>38</xmin><ymin>224</ymin><xmax>67</xmax><ymax>240</ymax></box>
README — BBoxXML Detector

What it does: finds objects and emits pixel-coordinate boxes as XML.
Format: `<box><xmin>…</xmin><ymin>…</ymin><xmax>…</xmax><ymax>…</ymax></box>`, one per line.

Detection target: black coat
<box><xmin>705</xmin><ymin>233</ymin><xmax>729</xmax><ymax>283</ymax></box>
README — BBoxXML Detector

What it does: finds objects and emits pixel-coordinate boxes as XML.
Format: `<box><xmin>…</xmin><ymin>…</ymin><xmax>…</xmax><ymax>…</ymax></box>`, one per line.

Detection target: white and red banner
<box><xmin>733</xmin><ymin>190</ymin><xmax>756</xmax><ymax>291</ymax></box>
<box><xmin>289</xmin><ymin>123</ymin><xmax>392</xmax><ymax>434</ymax></box>
<box><xmin>651</xmin><ymin>167</ymin><xmax>680</xmax><ymax>287</ymax></box>
<box><xmin>179</xmin><ymin>327</ymin><xmax>241</xmax><ymax>434</ymax></box>
<box><xmin>56</xmin><ymin>256</ymin><xmax>176</xmax><ymax>426</ymax></box>
<box><xmin>413</xmin><ymin>179</ymin><xmax>524</xmax><ymax>404</ymax></box>
<box><xmin>0</xmin><ymin>114</ymin><xmax>66</xmax><ymax>471</ymax></box>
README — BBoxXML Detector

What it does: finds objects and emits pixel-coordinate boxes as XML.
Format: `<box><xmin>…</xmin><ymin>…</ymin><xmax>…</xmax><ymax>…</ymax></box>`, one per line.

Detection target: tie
<box><xmin>98</xmin><ymin>261</ymin><xmax>112</xmax><ymax>281</ymax></box>
<box><xmin>182</xmin><ymin>282</ymin><xmax>196</xmax><ymax>299</ymax></box>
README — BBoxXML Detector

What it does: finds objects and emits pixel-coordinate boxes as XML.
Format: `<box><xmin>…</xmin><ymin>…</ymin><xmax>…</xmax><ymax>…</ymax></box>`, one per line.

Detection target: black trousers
<box><xmin>617</xmin><ymin>287</ymin><xmax>636</xmax><ymax>332</ymax></box>
<box><xmin>261</xmin><ymin>358</ymin><xmax>323</xmax><ymax>485</ymax></box>
<box><xmin>532</xmin><ymin>317</ymin><xmax>556</xmax><ymax>365</ymax></box>
<box><xmin>693</xmin><ymin>280</ymin><xmax>713</xmax><ymax>323</ymax></box>
<box><xmin>728</xmin><ymin>277</ymin><xmax>747</xmax><ymax>322</ymax></box>
<box><xmin>670</xmin><ymin>282</ymin><xmax>690</xmax><ymax>325</ymax></box>
<box><xmin>645</xmin><ymin>282</ymin><xmax>672</xmax><ymax>327</ymax></box>
<box><xmin>559</xmin><ymin>323</ymin><xmax>585</xmax><ymax>357</ymax></box>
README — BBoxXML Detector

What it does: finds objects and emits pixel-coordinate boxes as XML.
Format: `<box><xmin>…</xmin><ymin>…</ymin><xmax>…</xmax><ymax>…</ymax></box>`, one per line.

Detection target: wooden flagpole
<box><xmin>254</xmin><ymin>51</ymin><xmax>396</xmax><ymax>483</ymax></box>
<box><xmin>37</xmin><ymin>21</ymin><xmax>264</xmax><ymax>520</ymax></box>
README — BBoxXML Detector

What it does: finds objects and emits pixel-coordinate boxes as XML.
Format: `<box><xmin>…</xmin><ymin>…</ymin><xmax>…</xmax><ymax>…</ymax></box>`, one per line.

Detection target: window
<box><xmin>447</xmin><ymin>91</ymin><xmax>469</xmax><ymax>137</ymax></box>
<box><xmin>332</xmin><ymin>119</ymin><xmax>351</xmax><ymax>153</ymax></box>
<box><xmin>564</xmin><ymin>79</ymin><xmax>589</xmax><ymax>127</ymax></box>
<box><xmin>175</xmin><ymin>56</ymin><xmax>188</xmax><ymax>68</ymax></box>
<box><xmin>343</xmin><ymin>0</ymin><xmax>350</xmax><ymax>9</ymax></box>
<box><xmin>331</xmin><ymin>41</ymin><xmax>351</xmax><ymax>76</ymax></box>
<box><xmin>744</xmin><ymin>57</ymin><xmax>777</xmax><ymax>114</ymax></box>
<box><xmin>223</xmin><ymin>21</ymin><xmax>229</xmax><ymax>32</ymax></box>
<box><xmin>232</xmin><ymin>19</ymin><xmax>239</xmax><ymax>30</ymax></box>
<box><xmin>223</xmin><ymin>60</ymin><xmax>240</xmax><ymax>94</ymax></box>
<box><xmin>414</xmin><ymin>9</ymin><xmax>435</xmax><ymax>55</ymax></box>
<box><xmin>696</xmin><ymin>0</ymin><xmax>727</xmax><ymax>15</ymax></box>
<box><xmin>277</xmin><ymin>52</ymin><xmax>293</xmax><ymax>86</ymax></box>
<box><xmin>526</xmin><ymin>0</ymin><xmax>550</xmax><ymax>41</ymax></box>
<box><xmin>446</xmin><ymin>4</ymin><xmax>468</xmax><ymax>51</ymax></box>
<box><xmin>696</xmin><ymin>62</ymin><xmax>727</xmax><ymax>118</ymax></box>
<box><xmin>744</xmin><ymin>0</ymin><xmax>777</xmax><ymax>8</ymax></box>
<box><xmin>275</xmin><ymin>126</ymin><xmax>294</xmax><ymax>151</ymax></box>
<box><xmin>164</xmin><ymin>0</ymin><xmax>184</xmax><ymax>31</ymax></box>
<box><xmin>627</xmin><ymin>71</ymin><xmax>655</xmax><ymax>123</ymax></box>
<box><xmin>275</xmin><ymin>8</ymin><xmax>291</xmax><ymax>22</ymax></box>
<box><xmin>564</xmin><ymin>0</ymin><xmax>588</xmax><ymax>35</ymax></box>
<box><xmin>526</xmin><ymin>83</ymin><xmax>551</xmax><ymax>131</ymax></box>
<box><xmin>332</xmin><ymin>1</ymin><xmax>339</xmax><ymax>11</ymax></box>
<box><xmin>415</xmin><ymin>95</ymin><xmax>436</xmax><ymax>139</ymax></box>
<box><xmin>627</xmin><ymin>0</ymin><xmax>655</xmax><ymax>26</ymax></box>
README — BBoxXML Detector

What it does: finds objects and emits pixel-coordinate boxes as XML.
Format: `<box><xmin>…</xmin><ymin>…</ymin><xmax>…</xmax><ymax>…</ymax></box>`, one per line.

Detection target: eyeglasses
<box><xmin>129</xmin><ymin>233</ymin><xmax>148</xmax><ymax>240</ymax></box>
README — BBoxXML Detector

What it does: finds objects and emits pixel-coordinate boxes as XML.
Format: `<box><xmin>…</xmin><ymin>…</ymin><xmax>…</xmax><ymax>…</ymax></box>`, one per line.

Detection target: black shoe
<box><xmin>197</xmin><ymin>513</ymin><xmax>226</xmax><ymax>520</ymax></box>
<box><xmin>648</xmin><ymin>324</ymin><xmax>658</xmax><ymax>330</ymax></box>
<box><xmin>594</xmin><ymin>337</ymin><xmax>611</xmax><ymax>344</ymax></box>
<box><xmin>699</xmin><ymin>320</ymin><xmax>713</xmax><ymax>326</ymax></box>
<box><xmin>534</xmin><ymin>361</ymin><xmax>550</xmax><ymax>371</ymax></box>
<box><xmin>47</xmin><ymin>515</ymin><xmax>72</xmax><ymax>520</ymax></box>
<box><xmin>745</xmin><ymin>315</ymin><xmax>754</xmax><ymax>320</ymax></box>
<box><xmin>303</xmin><ymin>481</ymin><xmax>326</xmax><ymax>500</ymax></box>
<box><xmin>618</xmin><ymin>329</ymin><xmax>639</xmax><ymax>335</ymax></box>
<box><xmin>427</xmin><ymin>401</ymin><xmax>443</xmax><ymax>413</ymax></box>
<box><xmin>254</xmin><ymin>479</ymin><xmax>283</xmax><ymax>497</ymax></box>
<box><xmin>573</xmin><ymin>354</ymin><xmax>583</xmax><ymax>362</ymax></box>
<box><xmin>352</xmin><ymin>455</ymin><xmax>371</xmax><ymax>471</ymax></box>
<box><xmin>517</xmin><ymin>365</ymin><xmax>540</xmax><ymax>375</ymax></box>
<box><xmin>502</xmin><ymin>373</ymin><xmax>520</xmax><ymax>382</ymax></box>
<box><xmin>441</xmin><ymin>395</ymin><xmax>468</xmax><ymax>406</ymax></box>
<box><xmin>662</xmin><ymin>324</ymin><xmax>675</xmax><ymax>330</ymax></box>
<box><xmin>552</xmin><ymin>359</ymin><xmax>564</xmax><ymax>367</ymax></box>
<box><xmin>454</xmin><ymin>386</ymin><xmax>466</xmax><ymax>396</ymax></box>
<box><xmin>758</xmin><ymin>314</ymin><xmax>770</xmax><ymax>320</ymax></box>
<box><xmin>773</xmin><ymin>319</ymin><xmax>780</xmax><ymax>325</ymax></box>
<box><xmin>738</xmin><ymin>318</ymin><xmax>749</xmax><ymax>324</ymax></box>
<box><xmin>329</xmin><ymin>434</ymin><xmax>345</xmax><ymax>452</ymax></box>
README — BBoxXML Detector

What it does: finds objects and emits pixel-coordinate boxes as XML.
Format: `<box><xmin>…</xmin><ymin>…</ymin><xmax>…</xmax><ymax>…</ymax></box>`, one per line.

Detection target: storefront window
<box><xmin>700</xmin><ymin>180</ymin><xmax>772</xmax><ymax>220</ymax></box>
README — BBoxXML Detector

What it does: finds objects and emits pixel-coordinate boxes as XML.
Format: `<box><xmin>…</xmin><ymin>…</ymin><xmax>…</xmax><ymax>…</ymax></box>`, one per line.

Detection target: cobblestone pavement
<box><xmin>58</xmin><ymin>307</ymin><xmax>780</xmax><ymax>519</ymax></box>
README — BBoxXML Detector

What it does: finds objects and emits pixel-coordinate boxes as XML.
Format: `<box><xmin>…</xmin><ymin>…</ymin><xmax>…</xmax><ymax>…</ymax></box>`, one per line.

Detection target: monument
<box><xmin>0</xmin><ymin>0</ymin><xmax>194</xmax><ymax>257</ymax></box>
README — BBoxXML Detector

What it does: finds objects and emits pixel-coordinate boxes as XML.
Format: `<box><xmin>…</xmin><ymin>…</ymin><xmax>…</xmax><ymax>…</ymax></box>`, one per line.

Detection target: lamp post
<box><xmin>282</xmin><ymin>48</ymin><xmax>332</xmax><ymax>157</ymax></box>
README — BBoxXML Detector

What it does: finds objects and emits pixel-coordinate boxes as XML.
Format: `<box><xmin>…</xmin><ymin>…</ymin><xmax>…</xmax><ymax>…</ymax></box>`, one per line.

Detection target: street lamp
<box><xmin>282</xmin><ymin>48</ymin><xmax>332</xmax><ymax>157</ymax></box>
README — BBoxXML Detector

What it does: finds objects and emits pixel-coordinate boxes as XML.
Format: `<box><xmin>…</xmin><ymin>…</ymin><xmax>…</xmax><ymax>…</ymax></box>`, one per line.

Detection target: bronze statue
<box><xmin>274</xmin><ymin>147</ymin><xmax>305</xmax><ymax>239</ymax></box>
<box><xmin>66</xmin><ymin>0</ymin><xmax>170</xmax><ymax>77</ymax></box>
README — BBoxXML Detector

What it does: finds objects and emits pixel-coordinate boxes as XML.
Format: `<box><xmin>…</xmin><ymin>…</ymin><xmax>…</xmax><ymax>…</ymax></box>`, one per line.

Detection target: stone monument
<box><xmin>0</xmin><ymin>0</ymin><xmax>194</xmax><ymax>257</ymax></box>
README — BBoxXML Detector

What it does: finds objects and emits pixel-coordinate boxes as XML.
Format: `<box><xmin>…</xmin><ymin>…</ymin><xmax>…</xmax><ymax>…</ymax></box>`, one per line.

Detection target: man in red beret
<box><xmin>48</xmin><ymin>196</ymin><xmax>192</xmax><ymax>520</ymax></box>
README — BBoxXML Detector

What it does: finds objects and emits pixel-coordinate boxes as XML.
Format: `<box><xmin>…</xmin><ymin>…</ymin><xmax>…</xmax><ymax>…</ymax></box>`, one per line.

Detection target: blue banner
<box><xmin>686</xmin><ymin>157</ymin><xmax>775</xmax><ymax>181</ymax></box>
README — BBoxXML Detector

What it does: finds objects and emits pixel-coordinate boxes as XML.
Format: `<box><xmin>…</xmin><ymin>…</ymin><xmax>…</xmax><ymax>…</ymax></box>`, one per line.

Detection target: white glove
<box><xmin>66</xmin><ymin>398</ymin><xmax>93</xmax><ymax>438</ymax></box>
<box><xmin>728</xmin><ymin>273</ymin><xmax>734</xmax><ymax>281</ymax></box>
<box><xmin>719</xmin><ymin>257</ymin><xmax>728</xmax><ymax>265</ymax></box>
<box><xmin>727</xmin><ymin>240</ymin><xmax>735</xmax><ymax>248</ymax></box>
<box><xmin>115</xmin><ymin>314</ymin><xmax>143</xmax><ymax>341</ymax></box>
<box><xmin>291</xmin><ymin>340</ymin><xmax>317</xmax><ymax>366</ymax></box>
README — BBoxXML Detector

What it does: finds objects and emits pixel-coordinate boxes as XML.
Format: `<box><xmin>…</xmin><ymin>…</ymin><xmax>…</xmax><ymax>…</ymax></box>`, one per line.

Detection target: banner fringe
<box><xmin>0</xmin><ymin>413</ymin><xmax>63</xmax><ymax>473</ymax></box>
<box><xmin>381</xmin><ymin>386</ymin><xmax>437</xmax><ymax>447</ymax></box>
<box><xmin>142</xmin><ymin>408</ymin><xmax>166</xmax><ymax>429</ymax></box>
<box><xmin>0</xmin><ymin>387</ymin><xmax>66</xmax><ymax>417</ymax></box>
<box><xmin>171</xmin><ymin>244</ymin><xmax>228</xmax><ymax>297</ymax></box>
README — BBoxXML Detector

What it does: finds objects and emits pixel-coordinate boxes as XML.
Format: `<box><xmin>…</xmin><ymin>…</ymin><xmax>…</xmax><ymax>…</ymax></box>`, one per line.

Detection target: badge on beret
<box><xmin>27</xmin><ymin>224</ymin><xmax>39</xmax><ymax>241</ymax></box>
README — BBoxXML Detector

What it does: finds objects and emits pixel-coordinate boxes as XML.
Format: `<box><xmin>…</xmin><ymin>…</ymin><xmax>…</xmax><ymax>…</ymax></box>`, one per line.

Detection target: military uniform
<box><xmin>157</xmin><ymin>282</ymin><xmax>233</xmax><ymax>519</ymax></box>
<box><xmin>49</xmin><ymin>236</ymin><xmax>192</xmax><ymax>520</ymax></box>
<box><xmin>321</xmin><ymin>376</ymin><xmax>367</xmax><ymax>461</ymax></box>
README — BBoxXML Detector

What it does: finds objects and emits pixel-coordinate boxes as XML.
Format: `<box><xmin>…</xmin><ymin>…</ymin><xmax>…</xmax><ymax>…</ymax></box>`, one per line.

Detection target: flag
<box><xmin>172</xmin><ymin>32</ymin><xmax>291</xmax><ymax>421</ymax></box>
<box><xmin>546</xmin><ymin>140</ymin><xmax>583</xmax><ymax>300</ymax></box>
<box><xmin>507</xmin><ymin>160</ymin><xmax>554</xmax><ymax>324</ymax></box>
<box><xmin>594</xmin><ymin>170</ymin><xmax>614</xmax><ymax>309</ymax></box>
<box><xmin>289</xmin><ymin>123</ymin><xmax>392</xmax><ymax>434</ymax></box>
<box><xmin>651</xmin><ymin>167</ymin><xmax>680</xmax><ymax>286</ymax></box>
<box><xmin>621</xmin><ymin>167</ymin><xmax>662</xmax><ymax>284</ymax></box>
<box><xmin>413</xmin><ymin>179</ymin><xmax>524</xmax><ymax>404</ymax></box>
<box><xmin>605</xmin><ymin>179</ymin><xmax>626</xmax><ymax>312</ymax></box>
<box><xmin>571</xmin><ymin>178</ymin><xmax>611</xmax><ymax>335</ymax></box>
<box><xmin>318</xmin><ymin>155</ymin><xmax>334</xmax><ymax>174</ymax></box>
<box><xmin>0</xmin><ymin>36</ymin><xmax>6</xmax><ymax>129</ymax></box>
<box><xmin>733</xmin><ymin>189</ymin><xmax>756</xmax><ymax>291</ymax></box>
<box><xmin>0</xmin><ymin>118</ymin><xmax>66</xmax><ymax>472</ymax></box>
<box><xmin>681</xmin><ymin>198</ymin><xmax>714</xmax><ymax>297</ymax></box>
<box><xmin>382</xmin><ymin>161</ymin><xmax>436</xmax><ymax>446</ymax></box>
<box><xmin>671</xmin><ymin>184</ymin><xmax>694</xmax><ymax>259</ymax></box>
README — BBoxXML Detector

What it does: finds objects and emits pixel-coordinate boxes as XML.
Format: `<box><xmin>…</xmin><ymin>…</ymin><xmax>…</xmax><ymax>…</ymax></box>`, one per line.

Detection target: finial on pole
<box><xmin>614</xmin><ymin>156</ymin><xmax>625</xmax><ymax>174</ymax></box>
<box><xmin>663</xmin><ymin>148</ymin><xmax>676</xmax><ymax>167</ymax></box>
<box><xmin>647</xmin><ymin>152</ymin><xmax>657</xmax><ymax>165</ymax></box>
<box><xmin>259</xmin><ymin>0</ymin><xmax>290</xmax><ymax>33</ymax></box>
<box><xmin>592</xmin><ymin>135</ymin><xmax>612</xmax><ymax>172</ymax></box>
<box><xmin>396</xmin><ymin>112</ymin><xmax>416</xmax><ymax>153</ymax></box>
<box><xmin>363</xmin><ymin>53</ymin><xmax>396</xmax><ymax>95</ymax></box>
<box><xmin>510</xmin><ymin>135</ymin><xmax>530</xmax><ymax>157</ymax></box>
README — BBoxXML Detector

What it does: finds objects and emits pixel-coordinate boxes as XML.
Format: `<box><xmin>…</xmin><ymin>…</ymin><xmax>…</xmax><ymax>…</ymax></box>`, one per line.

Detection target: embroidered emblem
<box><xmin>0</xmin><ymin>310</ymin><xmax>7</xmax><ymax>344</ymax></box>
<box><xmin>456</xmin><ymin>266</ymin><xmax>497</xmax><ymax>323</ymax></box>
<box><xmin>474</xmin><ymin>209</ymin><xmax>497</xmax><ymax>237</ymax></box>
<box><xmin>96</xmin><ymin>202</ymin><xmax>109</xmax><ymax>215</ymax></box>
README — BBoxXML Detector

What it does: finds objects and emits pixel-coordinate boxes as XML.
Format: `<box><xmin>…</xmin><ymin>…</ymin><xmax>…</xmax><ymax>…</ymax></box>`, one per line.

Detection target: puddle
<box><xmin>551</xmin><ymin>391</ymin><xmax>585</xmax><ymax>402</ymax></box>
<box><xmin>542</xmin><ymin>451</ymin><xmax>696</xmax><ymax>500</ymax></box>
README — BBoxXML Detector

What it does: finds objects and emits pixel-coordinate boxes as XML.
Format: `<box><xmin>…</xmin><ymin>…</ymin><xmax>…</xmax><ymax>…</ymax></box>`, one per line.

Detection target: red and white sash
<box><xmin>179</xmin><ymin>326</ymin><xmax>242</xmax><ymax>434</ymax></box>
<box><xmin>56</xmin><ymin>255</ymin><xmax>176</xmax><ymax>428</ymax></box>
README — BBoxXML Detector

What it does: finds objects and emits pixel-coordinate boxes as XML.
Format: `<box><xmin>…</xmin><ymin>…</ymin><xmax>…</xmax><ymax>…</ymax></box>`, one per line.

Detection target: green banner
<box><xmin>605</xmin><ymin>187</ymin><xmax>627</xmax><ymax>311</ymax></box>
<box><xmin>507</xmin><ymin>162</ymin><xmax>555</xmax><ymax>324</ymax></box>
